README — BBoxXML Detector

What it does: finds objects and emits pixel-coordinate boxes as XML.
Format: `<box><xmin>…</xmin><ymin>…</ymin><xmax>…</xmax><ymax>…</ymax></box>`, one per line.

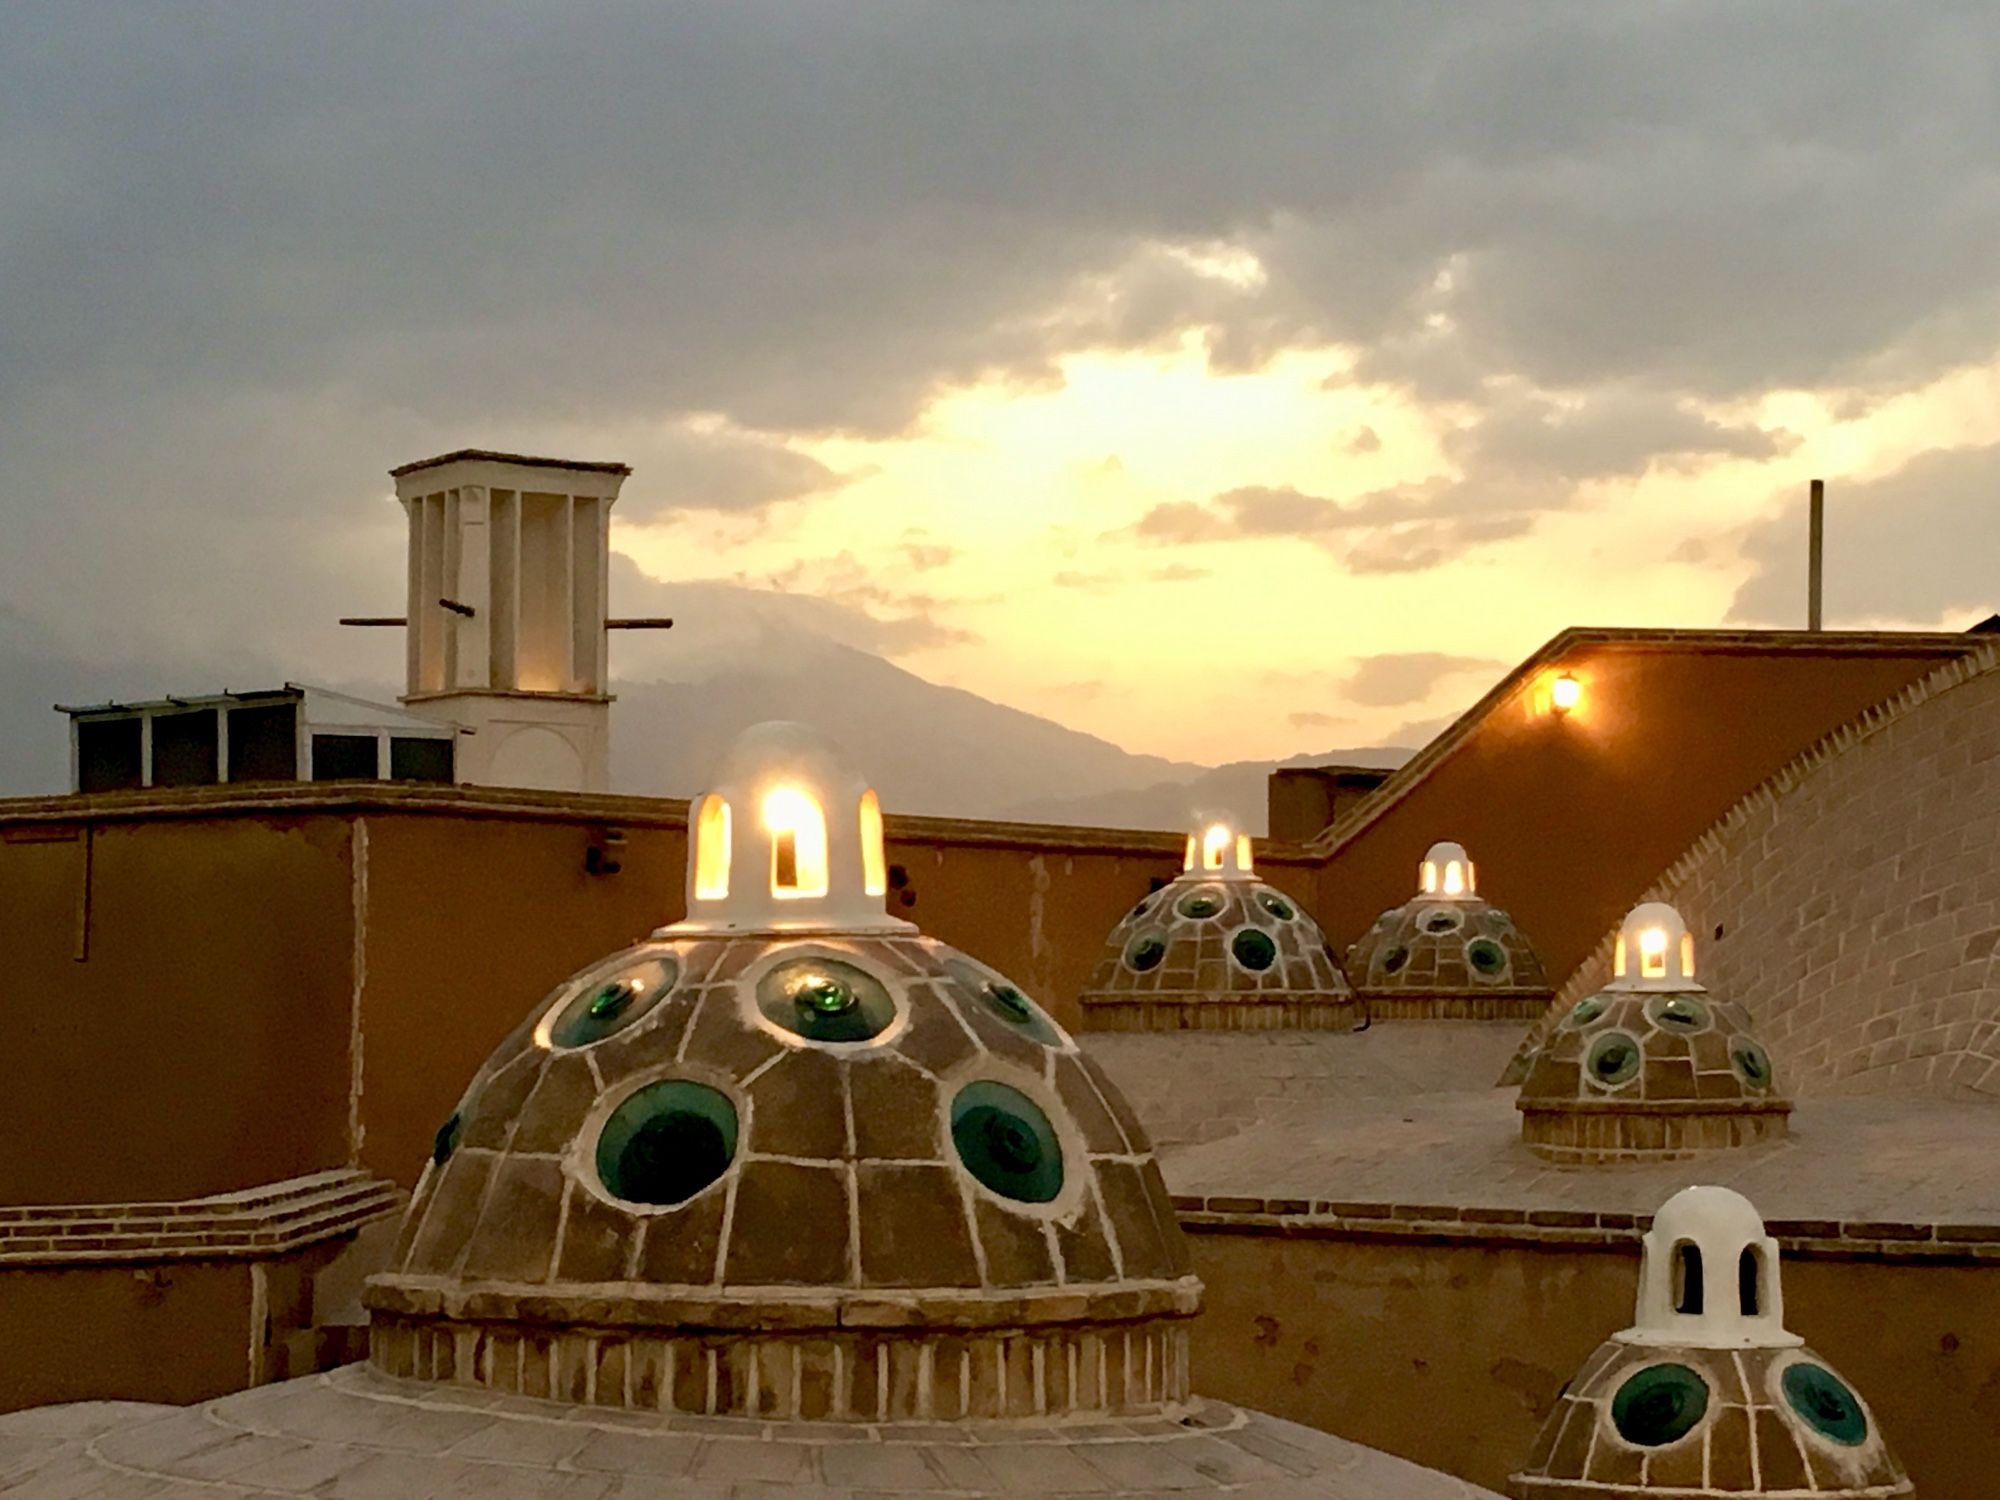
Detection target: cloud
<box><xmin>1287</xmin><ymin>709</ymin><xmax>1345</xmax><ymax>730</ymax></box>
<box><xmin>1726</xmin><ymin>443</ymin><xmax>2000</xmax><ymax>627</ymax></box>
<box><xmin>1340</xmin><ymin>652</ymin><xmax>1508</xmax><ymax>708</ymax></box>
<box><xmin>614</xmin><ymin>420</ymin><xmax>847</xmax><ymax>520</ymax></box>
<box><xmin>734</xmin><ymin>551</ymin><xmax>976</xmax><ymax>655</ymax></box>
<box><xmin>1445</xmin><ymin>387</ymin><xmax>1797</xmax><ymax>484</ymax></box>
<box><xmin>1127</xmin><ymin>482</ymin><xmax>1549</xmax><ymax>573</ymax></box>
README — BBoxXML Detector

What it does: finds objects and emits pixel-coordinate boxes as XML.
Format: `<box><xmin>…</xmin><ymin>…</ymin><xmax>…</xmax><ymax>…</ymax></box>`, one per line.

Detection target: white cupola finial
<box><xmin>1418</xmin><ymin>840</ymin><xmax>1476</xmax><ymax>900</ymax></box>
<box><xmin>1182</xmin><ymin>811</ymin><xmax>1253</xmax><ymax>880</ymax></box>
<box><xmin>1609</xmin><ymin>900</ymin><xmax>1701</xmax><ymax>991</ymax></box>
<box><xmin>1626</xmin><ymin>1186</ymin><xmax>1798</xmax><ymax>1350</ymax></box>
<box><xmin>669</xmin><ymin>721</ymin><xmax>910</xmax><ymax>935</ymax></box>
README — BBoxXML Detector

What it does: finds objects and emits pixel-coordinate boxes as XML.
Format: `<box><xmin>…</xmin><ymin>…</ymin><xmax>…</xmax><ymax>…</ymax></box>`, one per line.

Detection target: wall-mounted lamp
<box><xmin>1551</xmin><ymin>673</ymin><xmax>1582</xmax><ymax>714</ymax></box>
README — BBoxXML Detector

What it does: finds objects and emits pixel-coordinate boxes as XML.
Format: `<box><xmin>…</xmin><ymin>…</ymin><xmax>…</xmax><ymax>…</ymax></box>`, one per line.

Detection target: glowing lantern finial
<box><xmin>1418</xmin><ymin>840</ymin><xmax>1475</xmax><ymax>901</ymax></box>
<box><xmin>670</xmin><ymin>721</ymin><xmax>910</xmax><ymax>935</ymax></box>
<box><xmin>1608</xmin><ymin>901</ymin><xmax>1701</xmax><ymax>991</ymax></box>
<box><xmin>1183</xmin><ymin>812</ymin><xmax>1253</xmax><ymax>878</ymax></box>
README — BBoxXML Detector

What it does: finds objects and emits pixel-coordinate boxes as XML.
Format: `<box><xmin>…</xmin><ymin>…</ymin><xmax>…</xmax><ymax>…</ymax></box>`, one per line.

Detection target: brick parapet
<box><xmin>0</xmin><ymin>1169</ymin><xmax>402</xmax><ymax>1265</ymax></box>
<box><xmin>1168</xmin><ymin>1194</ymin><xmax>2000</xmax><ymax>1263</ymax></box>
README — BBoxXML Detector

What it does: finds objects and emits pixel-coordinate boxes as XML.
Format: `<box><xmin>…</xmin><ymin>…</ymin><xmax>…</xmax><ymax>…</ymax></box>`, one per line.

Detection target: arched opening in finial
<box><xmin>693</xmin><ymin>794</ymin><xmax>732</xmax><ymax>902</ymax></box>
<box><xmin>1673</xmin><ymin>1241</ymin><xmax>1704</xmax><ymax>1316</ymax></box>
<box><xmin>1739</xmin><ymin>1246</ymin><xmax>1764</xmax><ymax>1316</ymax></box>
<box><xmin>859</xmin><ymin>789</ymin><xmax>888</xmax><ymax>898</ymax></box>
<box><xmin>764</xmin><ymin>785</ymin><xmax>829</xmax><ymax>899</ymax></box>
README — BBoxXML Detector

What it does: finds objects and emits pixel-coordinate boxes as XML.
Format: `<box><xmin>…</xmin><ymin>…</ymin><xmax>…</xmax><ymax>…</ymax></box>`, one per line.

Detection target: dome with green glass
<box><xmin>1512</xmin><ymin>1186</ymin><xmax>1910</xmax><ymax>1499</ymax></box>
<box><xmin>1077</xmin><ymin>811</ymin><xmax>1354</xmax><ymax>1031</ymax></box>
<box><xmin>1346</xmin><ymin>841</ymin><xmax>1553</xmax><ymax>1020</ymax></box>
<box><xmin>1516</xmin><ymin>903</ymin><xmax>1791</xmax><ymax>1163</ymax></box>
<box><xmin>367</xmin><ymin>721</ymin><xmax>1200</xmax><ymax>1423</ymax></box>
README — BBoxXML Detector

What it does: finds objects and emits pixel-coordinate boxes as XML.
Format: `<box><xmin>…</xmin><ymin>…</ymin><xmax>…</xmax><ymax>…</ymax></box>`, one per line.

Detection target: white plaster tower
<box><xmin>389</xmin><ymin>449</ymin><xmax>630</xmax><ymax>792</ymax></box>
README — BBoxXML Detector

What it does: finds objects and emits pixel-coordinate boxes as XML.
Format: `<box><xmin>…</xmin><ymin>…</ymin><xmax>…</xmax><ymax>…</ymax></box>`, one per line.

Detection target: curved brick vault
<box><xmin>1517</xmin><ymin>641</ymin><xmax>2000</xmax><ymax>1099</ymax></box>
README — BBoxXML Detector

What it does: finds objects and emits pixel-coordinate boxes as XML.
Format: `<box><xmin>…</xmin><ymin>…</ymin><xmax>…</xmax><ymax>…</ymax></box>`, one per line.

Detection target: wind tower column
<box><xmin>390</xmin><ymin>449</ymin><xmax>631</xmax><ymax>792</ymax></box>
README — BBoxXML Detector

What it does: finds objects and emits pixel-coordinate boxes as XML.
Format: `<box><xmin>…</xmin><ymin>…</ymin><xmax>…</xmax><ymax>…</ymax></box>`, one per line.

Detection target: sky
<box><xmin>4</xmin><ymin>1</ymin><xmax>1999</xmax><ymax>776</ymax></box>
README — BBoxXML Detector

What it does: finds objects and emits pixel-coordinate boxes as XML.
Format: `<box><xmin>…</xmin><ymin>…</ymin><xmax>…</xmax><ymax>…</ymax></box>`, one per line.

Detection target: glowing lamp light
<box><xmin>693</xmin><ymin>794</ymin><xmax>732</xmax><ymax>901</ymax></box>
<box><xmin>1236</xmin><ymin>833</ymin><xmax>1254</xmax><ymax>873</ymax></box>
<box><xmin>858</xmin><ymin>789</ymin><xmax>888</xmax><ymax>898</ymax></box>
<box><xmin>1551</xmin><ymin>673</ymin><xmax>1582</xmax><ymax>714</ymax></box>
<box><xmin>1202</xmin><ymin>822</ymin><xmax>1232</xmax><ymax>871</ymax></box>
<box><xmin>762</xmin><ymin>785</ymin><xmax>829</xmax><ymax>899</ymax></box>
<box><xmin>1638</xmin><ymin>925</ymin><xmax>1669</xmax><ymax>979</ymax></box>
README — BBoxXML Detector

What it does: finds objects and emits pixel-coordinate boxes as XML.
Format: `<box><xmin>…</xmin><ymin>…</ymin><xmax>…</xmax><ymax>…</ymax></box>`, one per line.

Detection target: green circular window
<box><xmin>431</xmin><ymin>1112</ymin><xmax>462</xmax><ymax>1168</ymax></box>
<box><xmin>1421</xmin><ymin>907</ymin><xmax>1463</xmax><ymax>934</ymax></box>
<box><xmin>1127</xmin><ymin>897</ymin><xmax>1154</xmax><ymax>923</ymax></box>
<box><xmin>1466</xmin><ymin>938</ymin><xmax>1508</xmax><ymax>977</ymax></box>
<box><xmin>1257</xmin><ymin>891</ymin><xmax>1295</xmax><ymax>922</ymax></box>
<box><xmin>1231</xmin><ymin>928</ymin><xmax>1278</xmax><ymax>972</ymax></box>
<box><xmin>1563</xmin><ymin>995</ymin><xmax>1608</xmax><ymax>1029</ymax></box>
<box><xmin>1382</xmin><ymin>945</ymin><xmax>1411</xmax><ymax>975</ymax></box>
<box><xmin>595</xmin><ymin>1080</ymin><xmax>738</xmax><ymax>1207</ymax></box>
<box><xmin>1731</xmin><ymin>1039</ymin><xmax>1775</xmax><ymax>1091</ymax></box>
<box><xmin>1647</xmin><ymin>994</ymin><xmax>1710</xmax><ymax>1034</ymax></box>
<box><xmin>549</xmin><ymin>955</ymin><xmax>679</xmax><ymax>1048</ymax></box>
<box><xmin>1586</xmin><ymin>1031</ymin><xmax>1643</xmax><ymax>1088</ymax></box>
<box><xmin>1782</xmin><ymin>1362</ymin><xmax>1868</xmax><ymax>1446</ymax></box>
<box><xmin>950</xmin><ymin>1081</ymin><xmax>1063</xmax><ymax>1204</ymax></box>
<box><xmin>1177</xmin><ymin>888</ymin><xmax>1224</xmax><ymax>920</ymax></box>
<box><xmin>945</xmin><ymin>959</ymin><xmax>1063</xmax><ymax>1047</ymax></box>
<box><xmin>1611</xmin><ymin>1363</ymin><xmax>1710</xmax><ymax>1446</ymax></box>
<box><xmin>1124</xmin><ymin>932</ymin><xmax>1168</xmax><ymax>972</ymax></box>
<box><xmin>755</xmin><ymin>957</ymin><xmax>896</xmax><ymax>1043</ymax></box>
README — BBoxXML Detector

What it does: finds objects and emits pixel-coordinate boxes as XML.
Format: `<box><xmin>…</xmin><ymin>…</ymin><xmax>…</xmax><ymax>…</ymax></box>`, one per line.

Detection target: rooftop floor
<box><xmin>1086</xmin><ymin>1027</ymin><xmax>2000</xmax><ymax>1236</ymax></box>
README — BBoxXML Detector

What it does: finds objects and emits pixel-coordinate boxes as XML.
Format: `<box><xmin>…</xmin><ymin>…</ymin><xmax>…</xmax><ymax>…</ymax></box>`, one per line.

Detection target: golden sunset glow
<box><xmin>611</xmin><ymin>302</ymin><xmax>2000</xmax><ymax>768</ymax></box>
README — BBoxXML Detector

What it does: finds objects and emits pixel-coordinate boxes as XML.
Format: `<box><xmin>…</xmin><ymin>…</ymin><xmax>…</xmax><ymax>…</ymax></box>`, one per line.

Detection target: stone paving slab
<box><xmin>1</xmin><ymin>1363</ymin><xmax>1501</xmax><ymax>1498</ymax></box>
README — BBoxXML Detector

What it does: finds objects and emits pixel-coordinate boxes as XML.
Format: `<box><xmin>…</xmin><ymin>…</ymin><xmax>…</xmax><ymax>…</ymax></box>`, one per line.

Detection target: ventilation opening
<box><xmin>1673</xmin><ymin>1242</ymin><xmax>1704</xmax><ymax>1315</ymax></box>
<box><xmin>1739</xmin><ymin>1246</ymin><xmax>1763</xmax><ymax>1317</ymax></box>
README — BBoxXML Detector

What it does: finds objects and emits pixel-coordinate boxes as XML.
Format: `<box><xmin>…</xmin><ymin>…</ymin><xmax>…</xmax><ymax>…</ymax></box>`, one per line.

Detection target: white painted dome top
<box><xmin>1608</xmin><ymin>901</ymin><xmax>1703</xmax><ymax>992</ymax></box>
<box><xmin>1181</xmin><ymin>810</ymin><xmax>1255</xmax><ymax>881</ymax></box>
<box><xmin>1418</xmin><ymin>840</ymin><xmax>1477</xmax><ymax>900</ymax></box>
<box><xmin>1625</xmin><ymin>1186</ymin><xmax>1799</xmax><ymax>1350</ymax></box>
<box><xmin>667</xmin><ymin>720</ymin><xmax>912</xmax><ymax>935</ymax></box>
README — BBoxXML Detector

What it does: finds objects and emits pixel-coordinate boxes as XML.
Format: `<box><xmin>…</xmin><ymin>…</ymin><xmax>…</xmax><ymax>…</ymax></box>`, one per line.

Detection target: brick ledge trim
<box><xmin>365</xmin><ymin>1273</ymin><xmax>1203</xmax><ymax>1333</ymax></box>
<box><xmin>0</xmin><ymin>1169</ymin><xmax>404</xmax><ymax>1266</ymax></box>
<box><xmin>1171</xmin><ymin>1194</ymin><xmax>2000</xmax><ymax>1262</ymax></box>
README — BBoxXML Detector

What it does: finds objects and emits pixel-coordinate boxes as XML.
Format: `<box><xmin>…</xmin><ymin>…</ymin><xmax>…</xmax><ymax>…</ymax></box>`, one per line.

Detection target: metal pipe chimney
<box><xmin>1808</xmin><ymin>478</ymin><xmax>1825</xmax><ymax>631</ymax></box>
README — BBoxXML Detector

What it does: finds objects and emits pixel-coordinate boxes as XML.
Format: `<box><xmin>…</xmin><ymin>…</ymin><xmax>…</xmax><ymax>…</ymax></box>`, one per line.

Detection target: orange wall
<box><xmin>0</xmin><ymin>814</ymin><xmax>354</xmax><ymax>1205</ymax></box>
<box><xmin>1315</xmin><ymin>646</ymin><xmax>1961</xmax><ymax>985</ymax></box>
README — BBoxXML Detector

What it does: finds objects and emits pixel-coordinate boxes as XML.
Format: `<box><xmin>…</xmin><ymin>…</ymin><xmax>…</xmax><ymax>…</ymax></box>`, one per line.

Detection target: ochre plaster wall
<box><xmin>1187</xmin><ymin>1230</ymin><xmax>1997</xmax><ymax>1500</ymax></box>
<box><xmin>0</xmin><ymin>814</ymin><xmax>355</xmax><ymax>1205</ymax></box>
<box><xmin>0</xmin><ymin>1261</ymin><xmax>252</xmax><ymax>1412</ymax></box>
<box><xmin>1557</xmin><ymin>653</ymin><xmax>2000</xmax><ymax>1096</ymax></box>
<box><xmin>1314</xmin><ymin>644</ymin><xmax>1963</xmax><ymax>987</ymax></box>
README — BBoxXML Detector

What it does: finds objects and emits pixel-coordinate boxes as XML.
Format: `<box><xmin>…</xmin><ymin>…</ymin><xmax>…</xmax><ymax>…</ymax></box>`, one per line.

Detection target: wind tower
<box><xmin>368</xmin><ymin>449</ymin><xmax>658</xmax><ymax>793</ymax></box>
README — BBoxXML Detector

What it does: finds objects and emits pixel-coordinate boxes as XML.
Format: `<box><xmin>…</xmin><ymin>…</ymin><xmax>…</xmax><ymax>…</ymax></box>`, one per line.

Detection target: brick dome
<box><xmin>1077</xmin><ymin>812</ymin><xmax>1353</xmax><ymax>1031</ymax></box>
<box><xmin>1346</xmin><ymin>841</ymin><xmax>1552</xmax><ymax>1020</ymax></box>
<box><xmin>366</xmin><ymin>722</ymin><xmax>1198</xmax><ymax>1423</ymax></box>
<box><xmin>1512</xmin><ymin>1187</ymin><xmax>1910</xmax><ymax>1499</ymax></box>
<box><xmin>1516</xmin><ymin>904</ymin><xmax>1790</xmax><ymax>1162</ymax></box>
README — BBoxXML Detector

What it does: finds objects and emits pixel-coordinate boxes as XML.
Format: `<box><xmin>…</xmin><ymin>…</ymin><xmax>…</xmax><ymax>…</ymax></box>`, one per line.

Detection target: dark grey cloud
<box><xmin>1727</xmin><ymin>443</ymin><xmax>2000</xmax><ymax>628</ymax></box>
<box><xmin>1447</xmin><ymin>388</ymin><xmax>1795</xmax><ymax>483</ymax></box>
<box><xmin>1126</xmin><ymin>482</ymin><xmax>1545</xmax><ymax>574</ymax></box>
<box><xmin>613</xmin><ymin>424</ymin><xmax>848</xmax><ymax>521</ymax></box>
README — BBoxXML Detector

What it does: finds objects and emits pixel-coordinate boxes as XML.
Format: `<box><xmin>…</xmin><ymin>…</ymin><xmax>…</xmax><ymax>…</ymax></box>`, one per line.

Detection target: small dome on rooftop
<box><xmin>1512</xmin><ymin>1186</ymin><xmax>1910</xmax><ymax>1499</ymax></box>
